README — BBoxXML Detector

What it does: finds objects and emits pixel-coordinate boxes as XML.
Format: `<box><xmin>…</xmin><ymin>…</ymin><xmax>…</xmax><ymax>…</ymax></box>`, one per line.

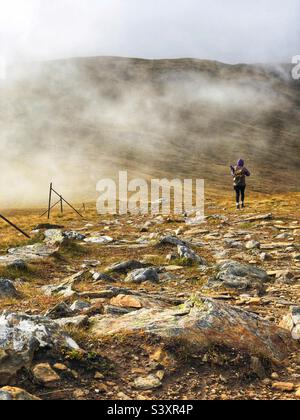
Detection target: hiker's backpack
<box><xmin>234</xmin><ymin>167</ymin><xmax>245</xmax><ymax>186</ymax></box>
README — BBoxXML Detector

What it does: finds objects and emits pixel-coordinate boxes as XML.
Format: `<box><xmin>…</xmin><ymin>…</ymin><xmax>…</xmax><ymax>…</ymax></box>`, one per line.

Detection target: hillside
<box><xmin>0</xmin><ymin>57</ymin><xmax>299</xmax><ymax>205</ymax></box>
<box><xmin>0</xmin><ymin>192</ymin><xmax>299</xmax><ymax>400</ymax></box>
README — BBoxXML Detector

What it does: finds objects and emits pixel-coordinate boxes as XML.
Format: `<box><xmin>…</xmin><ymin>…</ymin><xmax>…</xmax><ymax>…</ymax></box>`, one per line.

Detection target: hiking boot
<box><xmin>236</xmin><ymin>204</ymin><xmax>240</xmax><ymax>210</ymax></box>
<box><xmin>241</xmin><ymin>202</ymin><xmax>245</xmax><ymax>209</ymax></box>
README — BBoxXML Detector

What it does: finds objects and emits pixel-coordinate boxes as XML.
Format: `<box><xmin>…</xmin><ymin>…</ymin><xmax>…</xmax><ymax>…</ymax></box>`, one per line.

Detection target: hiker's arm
<box><xmin>244</xmin><ymin>168</ymin><xmax>251</xmax><ymax>177</ymax></box>
<box><xmin>230</xmin><ymin>165</ymin><xmax>235</xmax><ymax>176</ymax></box>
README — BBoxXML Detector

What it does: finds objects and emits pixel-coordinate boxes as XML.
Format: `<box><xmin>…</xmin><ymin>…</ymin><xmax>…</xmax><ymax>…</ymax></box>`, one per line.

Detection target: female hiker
<box><xmin>230</xmin><ymin>159</ymin><xmax>251</xmax><ymax>210</ymax></box>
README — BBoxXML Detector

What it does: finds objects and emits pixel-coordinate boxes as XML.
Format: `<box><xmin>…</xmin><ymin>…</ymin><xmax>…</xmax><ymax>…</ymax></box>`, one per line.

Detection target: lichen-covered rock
<box><xmin>177</xmin><ymin>245</ymin><xmax>207</xmax><ymax>265</ymax></box>
<box><xmin>0</xmin><ymin>312</ymin><xmax>79</xmax><ymax>385</ymax></box>
<box><xmin>44</xmin><ymin>229</ymin><xmax>65</xmax><ymax>244</ymax></box>
<box><xmin>0</xmin><ymin>386</ymin><xmax>40</xmax><ymax>400</ymax></box>
<box><xmin>63</xmin><ymin>231</ymin><xmax>86</xmax><ymax>241</ymax></box>
<box><xmin>91</xmin><ymin>297</ymin><xmax>298</xmax><ymax>363</ymax></box>
<box><xmin>0</xmin><ymin>243</ymin><xmax>59</xmax><ymax>266</ymax></box>
<box><xmin>207</xmin><ymin>261</ymin><xmax>271</xmax><ymax>293</ymax></box>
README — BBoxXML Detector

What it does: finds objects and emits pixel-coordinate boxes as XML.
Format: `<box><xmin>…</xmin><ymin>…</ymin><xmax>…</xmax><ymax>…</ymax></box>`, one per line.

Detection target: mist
<box><xmin>0</xmin><ymin>0</ymin><xmax>299</xmax><ymax>65</ymax></box>
<box><xmin>0</xmin><ymin>2</ymin><xmax>299</xmax><ymax>208</ymax></box>
<box><xmin>0</xmin><ymin>56</ymin><xmax>299</xmax><ymax>208</ymax></box>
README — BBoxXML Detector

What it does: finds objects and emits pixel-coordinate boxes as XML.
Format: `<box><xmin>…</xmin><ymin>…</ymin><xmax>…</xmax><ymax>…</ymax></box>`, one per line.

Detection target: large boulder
<box><xmin>207</xmin><ymin>261</ymin><xmax>271</xmax><ymax>293</ymax></box>
<box><xmin>90</xmin><ymin>297</ymin><xmax>297</xmax><ymax>363</ymax></box>
<box><xmin>0</xmin><ymin>312</ymin><xmax>79</xmax><ymax>385</ymax></box>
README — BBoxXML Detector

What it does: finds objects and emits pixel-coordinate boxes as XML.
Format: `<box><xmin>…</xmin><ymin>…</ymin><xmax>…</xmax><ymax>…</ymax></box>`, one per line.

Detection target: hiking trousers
<box><xmin>234</xmin><ymin>185</ymin><xmax>246</xmax><ymax>203</ymax></box>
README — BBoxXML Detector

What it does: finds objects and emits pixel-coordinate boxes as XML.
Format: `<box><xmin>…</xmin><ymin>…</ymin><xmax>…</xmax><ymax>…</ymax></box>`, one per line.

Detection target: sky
<box><xmin>0</xmin><ymin>0</ymin><xmax>299</xmax><ymax>67</ymax></box>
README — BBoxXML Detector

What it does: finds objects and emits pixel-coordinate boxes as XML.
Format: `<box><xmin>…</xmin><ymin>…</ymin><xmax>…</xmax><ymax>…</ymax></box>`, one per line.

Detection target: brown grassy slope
<box><xmin>0</xmin><ymin>57</ymin><xmax>299</xmax><ymax>204</ymax></box>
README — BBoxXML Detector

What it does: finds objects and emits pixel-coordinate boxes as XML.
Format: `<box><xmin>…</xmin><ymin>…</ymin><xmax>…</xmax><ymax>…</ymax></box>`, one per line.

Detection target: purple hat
<box><xmin>237</xmin><ymin>159</ymin><xmax>244</xmax><ymax>167</ymax></box>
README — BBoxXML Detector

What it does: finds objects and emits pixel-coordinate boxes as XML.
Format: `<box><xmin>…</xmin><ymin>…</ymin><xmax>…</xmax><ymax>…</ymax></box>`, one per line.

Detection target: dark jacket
<box><xmin>231</xmin><ymin>165</ymin><xmax>250</xmax><ymax>187</ymax></box>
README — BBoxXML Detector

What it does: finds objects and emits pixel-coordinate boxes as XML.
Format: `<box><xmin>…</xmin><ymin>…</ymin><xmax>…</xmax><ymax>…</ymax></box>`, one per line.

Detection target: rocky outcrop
<box><xmin>207</xmin><ymin>261</ymin><xmax>271</xmax><ymax>293</ymax></box>
<box><xmin>0</xmin><ymin>312</ymin><xmax>79</xmax><ymax>385</ymax></box>
<box><xmin>90</xmin><ymin>297</ymin><xmax>297</xmax><ymax>363</ymax></box>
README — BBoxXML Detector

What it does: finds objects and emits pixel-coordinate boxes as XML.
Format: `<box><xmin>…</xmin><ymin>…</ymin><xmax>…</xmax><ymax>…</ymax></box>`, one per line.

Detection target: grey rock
<box><xmin>246</xmin><ymin>240</ymin><xmax>261</xmax><ymax>250</ymax></box>
<box><xmin>55</xmin><ymin>315</ymin><xmax>89</xmax><ymax>328</ymax></box>
<box><xmin>276</xmin><ymin>233</ymin><xmax>291</xmax><ymax>240</ymax></box>
<box><xmin>45</xmin><ymin>303</ymin><xmax>73</xmax><ymax>319</ymax></box>
<box><xmin>0</xmin><ymin>312</ymin><xmax>79</xmax><ymax>385</ymax></box>
<box><xmin>92</xmin><ymin>272</ymin><xmax>116</xmax><ymax>283</ymax></box>
<box><xmin>63</xmin><ymin>231</ymin><xmax>86</xmax><ymax>241</ymax></box>
<box><xmin>91</xmin><ymin>297</ymin><xmax>297</xmax><ymax>363</ymax></box>
<box><xmin>70</xmin><ymin>300</ymin><xmax>91</xmax><ymax>313</ymax></box>
<box><xmin>41</xmin><ymin>271</ymin><xmax>85</xmax><ymax>298</ymax></box>
<box><xmin>125</xmin><ymin>268</ymin><xmax>159</xmax><ymax>284</ymax></box>
<box><xmin>0</xmin><ymin>279</ymin><xmax>18</xmax><ymax>299</ymax></box>
<box><xmin>158</xmin><ymin>236</ymin><xmax>188</xmax><ymax>247</ymax></box>
<box><xmin>224</xmin><ymin>239</ymin><xmax>244</xmax><ymax>249</ymax></box>
<box><xmin>177</xmin><ymin>245</ymin><xmax>207</xmax><ymax>265</ymax></box>
<box><xmin>6</xmin><ymin>260</ymin><xmax>28</xmax><ymax>271</ymax></box>
<box><xmin>208</xmin><ymin>261</ymin><xmax>271</xmax><ymax>293</ymax></box>
<box><xmin>44</xmin><ymin>229</ymin><xmax>65</xmax><ymax>244</ymax></box>
<box><xmin>280</xmin><ymin>307</ymin><xmax>300</xmax><ymax>340</ymax></box>
<box><xmin>107</xmin><ymin>260</ymin><xmax>149</xmax><ymax>274</ymax></box>
<box><xmin>260</xmin><ymin>253</ymin><xmax>272</xmax><ymax>261</ymax></box>
<box><xmin>84</xmin><ymin>236</ymin><xmax>114</xmax><ymax>244</ymax></box>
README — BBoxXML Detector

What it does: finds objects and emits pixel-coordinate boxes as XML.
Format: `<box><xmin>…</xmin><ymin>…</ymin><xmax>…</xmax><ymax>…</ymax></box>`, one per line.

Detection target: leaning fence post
<box><xmin>60</xmin><ymin>195</ymin><xmax>63</xmax><ymax>214</ymax></box>
<box><xmin>47</xmin><ymin>182</ymin><xmax>53</xmax><ymax>219</ymax></box>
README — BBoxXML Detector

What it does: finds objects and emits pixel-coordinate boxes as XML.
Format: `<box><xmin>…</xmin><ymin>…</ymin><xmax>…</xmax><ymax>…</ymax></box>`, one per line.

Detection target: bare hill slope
<box><xmin>0</xmin><ymin>57</ymin><xmax>299</xmax><ymax>205</ymax></box>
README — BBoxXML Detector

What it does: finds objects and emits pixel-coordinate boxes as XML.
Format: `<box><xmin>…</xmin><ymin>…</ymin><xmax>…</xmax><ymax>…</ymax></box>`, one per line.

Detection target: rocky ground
<box><xmin>0</xmin><ymin>191</ymin><xmax>299</xmax><ymax>401</ymax></box>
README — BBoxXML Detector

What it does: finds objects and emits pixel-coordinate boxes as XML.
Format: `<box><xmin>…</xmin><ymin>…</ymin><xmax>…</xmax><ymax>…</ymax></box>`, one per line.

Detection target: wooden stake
<box><xmin>47</xmin><ymin>182</ymin><xmax>53</xmax><ymax>219</ymax></box>
<box><xmin>0</xmin><ymin>214</ymin><xmax>30</xmax><ymax>239</ymax></box>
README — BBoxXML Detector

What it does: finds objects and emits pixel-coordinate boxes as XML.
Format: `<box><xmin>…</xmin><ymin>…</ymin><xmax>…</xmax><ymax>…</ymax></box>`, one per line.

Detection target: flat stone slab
<box><xmin>0</xmin><ymin>243</ymin><xmax>59</xmax><ymax>266</ymax></box>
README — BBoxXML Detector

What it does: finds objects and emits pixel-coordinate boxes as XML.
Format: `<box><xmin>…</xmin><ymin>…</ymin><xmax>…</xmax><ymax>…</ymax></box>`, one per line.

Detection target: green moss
<box><xmin>56</xmin><ymin>239</ymin><xmax>87</xmax><ymax>259</ymax></box>
<box><xmin>172</xmin><ymin>257</ymin><xmax>198</xmax><ymax>267</ymax></box>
